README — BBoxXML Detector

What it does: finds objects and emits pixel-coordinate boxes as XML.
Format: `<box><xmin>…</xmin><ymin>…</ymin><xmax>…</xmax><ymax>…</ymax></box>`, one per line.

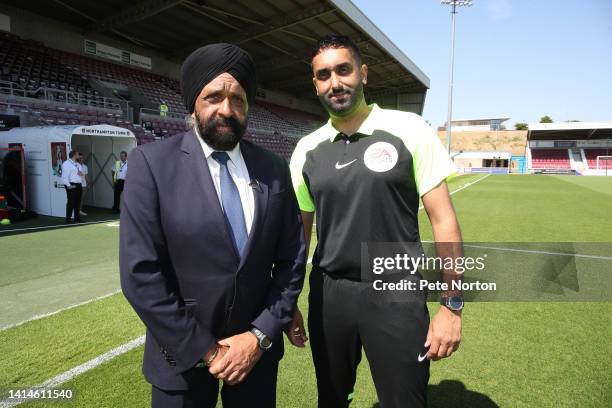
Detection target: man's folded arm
<box><xmin>252</xmin><ymin>162</ymin><xmax>307</xmax><ymax>339</ymax></box>
<box><xmin>119</xmin><ymin>148</ymin><xmax>215</xmax><ymax>373</ymax></box>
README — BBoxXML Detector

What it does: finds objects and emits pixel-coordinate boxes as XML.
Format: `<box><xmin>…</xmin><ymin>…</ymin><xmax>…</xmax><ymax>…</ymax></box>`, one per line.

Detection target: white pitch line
<box><xmin>463</xmin><ymin>243</ymin><xmax>612</xmax><ymax>261</ymax></box>
<box><xmin>448</xmin><ymin>173</ymin><xmax>491</xmax><ymax>196</ymax></box>
<box><xmin>421</xmin><ymin>241</ymin><xmax>612</xmax><ymax>261</ymax></box>
<box><xmin>0</xmin><ymin>219</ymin><xmax>119</xmax><ymax>234</ymax></box>
<box><xmin>0</xmin><ymin>336</ymin><xmax>145</xmax><ymax>408</ymax></box>
<box><xmin>0</xmin><ymin>290</ymin><xmax>121</xmax><ymax>332</ymax></box>
<box><xmin>419</xmin><ymin>173</ymin><xmax>491</xmax><ymax>210</ymax></box>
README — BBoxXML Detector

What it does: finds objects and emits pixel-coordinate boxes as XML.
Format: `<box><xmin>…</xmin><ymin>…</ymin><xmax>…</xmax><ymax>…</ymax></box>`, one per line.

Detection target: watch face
<box><xmin>260</xmin><ymin>337</ymin><xmax>273</xmax><ymax>349</ymax></box>
<box><xmin>449</xmin><ymin>296</ymin><xmax>464</xmax><ymax>310</ymax></box>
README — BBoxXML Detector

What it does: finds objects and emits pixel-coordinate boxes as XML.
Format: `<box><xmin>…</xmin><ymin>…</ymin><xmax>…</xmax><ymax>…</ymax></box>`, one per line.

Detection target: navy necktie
<box><xmin>211</xmin><ymin>151</ymin><xmax>248</xmax><ymax>256</ymax></box>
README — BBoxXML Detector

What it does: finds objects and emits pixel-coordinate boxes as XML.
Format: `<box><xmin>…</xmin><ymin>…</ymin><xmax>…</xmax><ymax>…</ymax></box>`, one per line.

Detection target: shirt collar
<box><xmin>194</xmin><ymin>127</ymin><xmax>241</xmax><ymax>164</ymax></box>
<box><xmin>323</xmin><ymin>103</ymin><xmax>381</xmax><ymax>142</ymax></box>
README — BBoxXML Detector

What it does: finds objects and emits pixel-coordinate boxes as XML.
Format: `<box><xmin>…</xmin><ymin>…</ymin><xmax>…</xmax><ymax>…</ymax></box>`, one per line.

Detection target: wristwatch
<box><xmin>250</xmin><ymin>327</ymin><xmax>273</xmax><ymax>350</ymax></box>
<box><xmin>440</xmin><ymin>295</ymin><xmax>464</xmax><ymax>311</ymax></box>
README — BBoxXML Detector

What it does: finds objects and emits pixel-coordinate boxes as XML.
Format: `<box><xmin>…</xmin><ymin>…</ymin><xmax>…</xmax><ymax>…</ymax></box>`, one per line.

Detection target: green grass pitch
<box><xmin>1</xmin><ymin>174</ymin><xmax>611</xmax><ymax>407</ymax></box>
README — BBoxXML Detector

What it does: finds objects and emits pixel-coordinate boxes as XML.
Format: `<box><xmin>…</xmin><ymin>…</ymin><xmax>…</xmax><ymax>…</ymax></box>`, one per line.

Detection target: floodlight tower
<box><xmin>441</xmin><ymin>0</ymin><xmax>473</xmax><ymax>154</ymax></box>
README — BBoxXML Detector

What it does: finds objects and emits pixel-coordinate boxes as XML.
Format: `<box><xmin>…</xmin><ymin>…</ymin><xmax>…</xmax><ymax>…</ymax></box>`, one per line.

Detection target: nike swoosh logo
<box><xmin>335</xmin><ymin>159</ymin><xmax>357</xmax><ymax>169</ymax></box>
<box><xmin>417</xmin><ymin>353</ymin><xmax>429</xmax><ymax>362</ymax></box>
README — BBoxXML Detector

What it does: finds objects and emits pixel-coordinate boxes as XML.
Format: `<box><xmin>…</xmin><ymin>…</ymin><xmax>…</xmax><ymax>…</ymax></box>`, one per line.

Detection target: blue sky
<box><xmin>352</xmin><ymin>0</ymin><xmax>612</xmax><ymax>128</ymax></box>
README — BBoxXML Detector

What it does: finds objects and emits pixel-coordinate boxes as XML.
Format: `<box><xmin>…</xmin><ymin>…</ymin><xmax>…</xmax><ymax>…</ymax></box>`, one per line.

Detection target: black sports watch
<box><xmin>440</xmin><ymin>295</ymin><xmax>464</xmax><ymax>311</ymax></box>
<box><xmin>250</xmin><ymin>327</ymin><xmax>273</xmax><ymax>350</ymax></box>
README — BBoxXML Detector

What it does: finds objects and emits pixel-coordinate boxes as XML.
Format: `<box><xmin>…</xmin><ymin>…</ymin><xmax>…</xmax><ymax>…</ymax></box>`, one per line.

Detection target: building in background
<box><xmin>440</xmin><ymin>117</ymin><xmax>510</xmax><ymax>132</ymax></box>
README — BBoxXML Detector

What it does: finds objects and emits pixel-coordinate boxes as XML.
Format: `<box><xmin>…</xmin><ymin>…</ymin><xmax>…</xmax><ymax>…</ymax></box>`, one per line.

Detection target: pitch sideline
<box><xmin>0</xmin><ymin>336</ymin><xmax>145</xmax><ymax>407</ymax></box>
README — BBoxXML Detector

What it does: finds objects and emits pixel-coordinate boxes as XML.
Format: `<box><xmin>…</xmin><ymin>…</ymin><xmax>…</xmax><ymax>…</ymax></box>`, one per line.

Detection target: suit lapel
<box><xmin>238</xmin><ymin>141</ymin><xmax>269</xmax><ymax>270</ymax></box>
<box><xmin>180</xmin><ymin>131</ymin><xmax>238</xmax><ymax>259</ymax></box>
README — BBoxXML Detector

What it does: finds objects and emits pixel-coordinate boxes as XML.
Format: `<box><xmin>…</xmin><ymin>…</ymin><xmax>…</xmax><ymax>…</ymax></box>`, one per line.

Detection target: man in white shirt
<box><xmin>76</xmin><ymin>155</ymin><xmax>90</xmax><ymax>217</ymax></box>
<box><xmin>61</xmin><ymin>150</ymin><xmax>83</xmax><ymax>224</ymax></box>
<box><xmin>111</xmin><ymin>151</ymin><xmax>128</xmax><ymax>212</ymax></box>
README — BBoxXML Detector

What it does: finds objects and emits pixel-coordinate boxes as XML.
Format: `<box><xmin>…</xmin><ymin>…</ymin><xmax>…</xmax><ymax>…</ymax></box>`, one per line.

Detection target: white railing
<box><xmin>0</xmin><ymin>80</ymin><xmax>127</xmax><ymax>111</ymax></box>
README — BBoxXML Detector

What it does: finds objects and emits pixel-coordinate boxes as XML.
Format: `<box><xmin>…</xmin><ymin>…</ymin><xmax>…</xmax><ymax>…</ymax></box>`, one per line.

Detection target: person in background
<box><xmin>76</xmin><ymin>154</ymin><xmax>90</xmax><ymax>217</ymax></box>
<box><xmin>159</xmin><ymin>99</ymin><xmax>168</xmax><ymax>118</ymax></box>
<box><xmin>61</xmin><ymin>150</ymin><xmax>83</xmax><ymax>224</ymax></box>
<box><xmin>111</xmin><ymin>151</ymin><xmax>128</xmax><ymax>213</ymax></box>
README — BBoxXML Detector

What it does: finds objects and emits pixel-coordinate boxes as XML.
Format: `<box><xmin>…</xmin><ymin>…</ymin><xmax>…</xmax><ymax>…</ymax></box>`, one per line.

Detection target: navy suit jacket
<box><xmin>119</xmin><ymin>130</ymin><xmax>307</xmax><ymax>390</ymax></box>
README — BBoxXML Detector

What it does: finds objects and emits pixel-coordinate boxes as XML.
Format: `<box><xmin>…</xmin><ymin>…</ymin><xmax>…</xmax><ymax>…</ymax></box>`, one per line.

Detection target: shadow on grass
<box><xmin>370</xmin><ymin>380</ymin><xmax>499</xmax><ymax>408</ymax></box>
<box><xmin>0</xmin><ymin>206</ymin><xmax>119</xmax><ymax>236</ymax></box>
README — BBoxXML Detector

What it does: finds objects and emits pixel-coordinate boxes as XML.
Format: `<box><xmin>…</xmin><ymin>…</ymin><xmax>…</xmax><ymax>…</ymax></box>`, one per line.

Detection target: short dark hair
<box><xmin>311</xmin><ymin>34</ymin><xmax>362</xmax><ymax>65</ymax></box>
<box><xmin>69</xmin><ymin>150</ymin><xmax>76</xmax><ymax>158</ymax></box>
<box><xmin>120</xmin><ymin>151</ymin><xmax>127</xmax><ymax>156</ymax></box>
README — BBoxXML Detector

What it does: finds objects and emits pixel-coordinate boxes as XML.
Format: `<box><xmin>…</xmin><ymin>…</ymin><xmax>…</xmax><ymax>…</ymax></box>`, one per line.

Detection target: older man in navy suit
<box><xmin>120</xmin><ymin>43</ymin><xmax>307</xmax><ymax>408</ymax></box>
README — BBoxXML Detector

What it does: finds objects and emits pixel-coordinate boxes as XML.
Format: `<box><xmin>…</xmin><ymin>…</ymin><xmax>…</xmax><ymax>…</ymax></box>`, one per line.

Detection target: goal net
<box><xmin>595</xmin><ymin>156</ymin><xmax>612</xmax><ymax>170</ymax></box>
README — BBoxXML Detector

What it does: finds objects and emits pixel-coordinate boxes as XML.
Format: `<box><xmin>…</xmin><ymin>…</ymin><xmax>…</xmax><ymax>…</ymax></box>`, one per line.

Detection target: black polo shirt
<box><xmin>290</xmin><ymin>104</ymin><xmax>456</xmax><ymax>280</ymax></box>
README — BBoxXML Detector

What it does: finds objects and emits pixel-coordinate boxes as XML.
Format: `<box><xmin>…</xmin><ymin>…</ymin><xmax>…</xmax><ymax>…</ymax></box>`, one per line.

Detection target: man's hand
<box><xmin>284</xmin><ymin>308</ymin><xmax>308</xmax><ymax>347</ymax></box>
<box><xmin>424</xmin><ymin>306</ymin><xmax>461</xmax><ymax>360</ymax></box>
<box><xmin>209</xmin><ymin>332</ymin><xmax>262</xmax><ymax>385</ymax></box>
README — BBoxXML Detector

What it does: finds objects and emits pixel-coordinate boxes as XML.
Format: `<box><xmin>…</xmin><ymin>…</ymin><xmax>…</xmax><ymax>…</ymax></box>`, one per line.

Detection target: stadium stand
<box><xmin>244</xmin><ymin>131</ymin><xmax>298</xmax><ymax>161</ymax></box>
<box><xmin>0</xmin><ymin>31</ymin><xmax>323</xmax><ymax>157</ymax></box>
<box><xmin>584</xmin><ymin>149</ymin><xmax>612</xmax><ymax>169</ymax></box>
<box><xmin>527</xmin><ymin>122</ymin><xmax>612</xmax><ymax>175</ymax></box>
<box><xmin>530</xmin><ymin>149</ymin><xmax>571</xmax><ymax>169</ymax></box>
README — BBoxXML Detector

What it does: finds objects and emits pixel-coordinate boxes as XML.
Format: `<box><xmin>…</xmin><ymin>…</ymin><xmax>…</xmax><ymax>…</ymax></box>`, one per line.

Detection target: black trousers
<box><xmin>151</xmin><ymin>352</ymin><xmax>279</xmax><ymax>408</ymax></box>
<box><xmin>113</xmin><ymin>179</ymin><xmax>125</xmax><ymax>211</ymax></box>
<box><xmin>308</xmin><ymin>270</ymin><xmax>430</xmax><ymax>408</ymax></box>
<box><xmin>65</xmin><ymin>183</ymin><xmax>82</xmax><ymax>222</ymax></box>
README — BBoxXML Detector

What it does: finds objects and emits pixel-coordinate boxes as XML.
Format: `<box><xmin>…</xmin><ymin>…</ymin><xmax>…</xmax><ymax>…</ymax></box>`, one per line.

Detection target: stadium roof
<box><xmin>449</xmin><ymin>117</ymin><xmax>510</xmax><ymax>123</ymax></box>
<box><xmin>451</xmin><ymin>151</ymin><xmax>511</xmax><ymax>159</ymax></box>
<box><xmin>528</xmin><ymin>121</ymin><xmax>612</xmax><ymax>140</ymax></box>
<box><xmin>2</xmin><ymin>0</ymin><xmax>430</xmax><ymax>112</ymax></box>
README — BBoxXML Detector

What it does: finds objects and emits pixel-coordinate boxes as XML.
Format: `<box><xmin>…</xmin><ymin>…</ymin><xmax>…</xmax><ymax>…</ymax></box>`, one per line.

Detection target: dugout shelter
<box><xmin>0</xmin><ymin>124</ymin><xmax>136</xmax><ymax>217</ymax></box>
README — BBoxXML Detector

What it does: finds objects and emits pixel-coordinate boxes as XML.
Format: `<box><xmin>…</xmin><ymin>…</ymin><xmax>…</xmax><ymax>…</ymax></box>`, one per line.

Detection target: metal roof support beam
<box><xmin>368</xmin><ymin>73</ymin><xmax>415</xmax><ymax>86</ymax></box>
<box><xmin>178</xmin><ymin>2</ymin><xmax>335</xmax><ymax>55</ymax></box>
<box><xmin>179</xmin><ymin>3</ymin><xmax>293</xmax><ymax>59</ymax></box>
<box><xmin>367</xmin><ymin>82</ymin><xmax>424</xmax><ymax>98</ymax></box>
<box><xmin>267</xmin><ymin>60</ymin><xmax>399</xmax><ymax>89</ymax></box>
<box><xmin>586</xmin><ymin>128</ymin><xmax>597</xmax><ymax>139</ymax></box>
<box><xmin>258</xmin><ymin>36</ymin><xmax>371</xmax><ymax>74</ymax></box>
<box><xmin>89</xmin><ymin>0</ymin><xmax>185</xmax><ymax>33</ymax></box>
<box><xmin>225</xmin><ymin>3</ymin><xmax>336</xmax><ymax>44</ymax></box>
<box><xmin>51</xmin><ymin>0</ymin><xmax>163</xmax><ymax>49</ymax></box>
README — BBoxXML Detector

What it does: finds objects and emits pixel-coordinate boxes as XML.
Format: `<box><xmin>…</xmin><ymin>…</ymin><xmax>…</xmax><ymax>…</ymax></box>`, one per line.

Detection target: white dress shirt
<box><xmin>194</xmin><ymin>130</ymin><xmax>255</xmax><ymax>235</ymax></box>
<box><xmin>61</xmin><ymin>159</ymin><xmax>82</xmax><ymax>187</ymax></box>
<box><xmin>77</xmin><ymin>163</ymin><xmax>88</xmax><ymax>187</ymax></box>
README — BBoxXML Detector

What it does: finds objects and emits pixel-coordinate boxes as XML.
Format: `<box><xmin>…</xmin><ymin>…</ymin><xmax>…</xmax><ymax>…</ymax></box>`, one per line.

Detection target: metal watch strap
<box><xmin>250</xmin><ymin>327</ymin><xmax>272</xmax><ymax>350</ymax></box>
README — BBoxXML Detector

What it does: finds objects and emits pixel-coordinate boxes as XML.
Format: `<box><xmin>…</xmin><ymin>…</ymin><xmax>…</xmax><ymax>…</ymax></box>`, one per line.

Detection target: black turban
<box><xmin>181</xmin><ymin>43</ymin><xmax>257</xmax><ymax>113</ymax></box>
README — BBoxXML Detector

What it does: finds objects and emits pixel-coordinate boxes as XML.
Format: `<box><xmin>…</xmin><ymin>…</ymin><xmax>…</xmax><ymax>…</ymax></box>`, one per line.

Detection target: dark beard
<box><xmin>319</xmin><ymin>80</ymin><xmax>364</xmax><ymax>117</ymax></box>
<box><xmin>195</xmin><ymin>111</ymin><xmax>246</xmax><ymax>151</ymax></box>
